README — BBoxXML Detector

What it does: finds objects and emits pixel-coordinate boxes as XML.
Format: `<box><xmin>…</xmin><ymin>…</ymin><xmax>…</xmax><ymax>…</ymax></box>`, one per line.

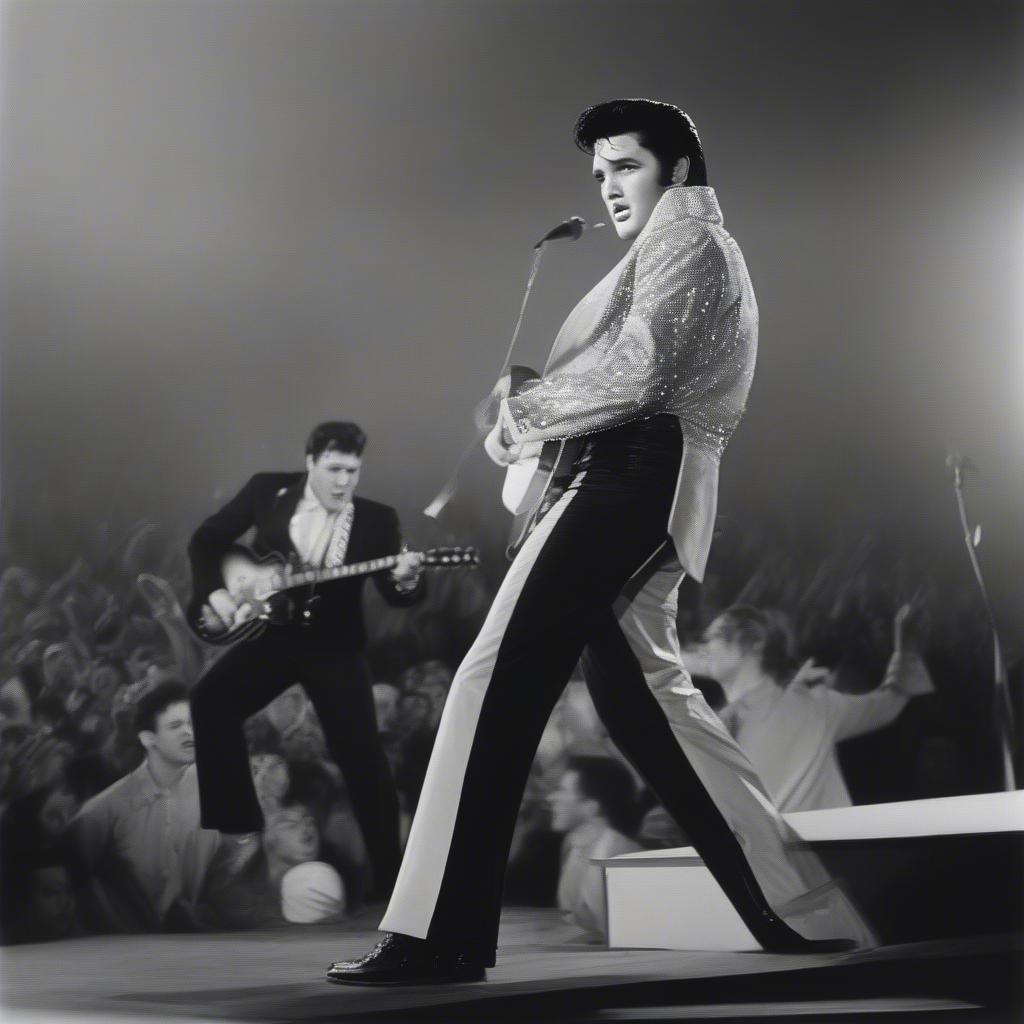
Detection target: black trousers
<box><xmin>190</xmin><ymin>629</ymin><xmax>401</xmax><ymax>894</ymax></box>
<box><xmin>378</xmin><ymin>416</ymin><xmax>818</xmax><ymax>952</ymax></box>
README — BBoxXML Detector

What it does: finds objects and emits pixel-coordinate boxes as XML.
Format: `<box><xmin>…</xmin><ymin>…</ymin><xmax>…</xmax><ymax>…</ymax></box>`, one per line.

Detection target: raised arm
<box><xmin>818</xmin><ymin>605</ymin><xmax>935</xmax><ymax>743</ymax></box>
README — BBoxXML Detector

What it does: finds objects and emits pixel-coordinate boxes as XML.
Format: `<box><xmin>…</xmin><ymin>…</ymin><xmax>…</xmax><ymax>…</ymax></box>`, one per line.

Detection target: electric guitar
<box><xmin>191</xmin><ymin>545</ymin><xmax>479</xmax><ymax>646</ymax></box>
<box><xmin>495</xmin><ymin>365</ymin><xmax>581</xmax><ymax>558</ymax></box>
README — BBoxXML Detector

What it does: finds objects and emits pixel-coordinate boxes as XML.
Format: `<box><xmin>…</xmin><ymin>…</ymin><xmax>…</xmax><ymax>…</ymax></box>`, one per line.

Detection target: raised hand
<box><xmin>894</xmin><ymin>599</ymin><xmax>928</xmax><ymax>653</ymax></box>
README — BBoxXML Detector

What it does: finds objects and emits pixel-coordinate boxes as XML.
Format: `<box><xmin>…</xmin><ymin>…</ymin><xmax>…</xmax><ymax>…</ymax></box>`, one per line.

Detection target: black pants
<box><xmin>190</xmin><ymin>630</ymin><xmax>401</xmax><ymax>894</ymax></box>
<box><xmin>377</xmin><ymin>417</ymin><xmax>811</xmax><ymax>952</ymax></box>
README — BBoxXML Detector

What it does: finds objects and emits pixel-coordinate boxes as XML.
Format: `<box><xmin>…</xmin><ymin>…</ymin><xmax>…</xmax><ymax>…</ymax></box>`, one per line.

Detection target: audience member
<box><xmin>687</xmin><ymin>603</ymin><xmax>934</xmax><ymax>812</ymax></box>
<box><xmin>203</xmin><ymin>802</ymin><xmax>344</xmax><ymax>929</ymax></box>
<box><xmin>69</xmin><ymin>680</ymin><xmax>222</xmax><ymax>932</ymax></box>
<box><xmin>250</xmin><ymin>753</ymin><xmax>291</xmax><ymax>817</ymax></box>
<box><xmin>3</xmin><ymin>851</ymin><xmax>83</xmax><ymax>944</ymax></box>
<box><xmin>548</xmin><ymin>756</ymin><xmax>641</xmax><ymax>942</ymax></box>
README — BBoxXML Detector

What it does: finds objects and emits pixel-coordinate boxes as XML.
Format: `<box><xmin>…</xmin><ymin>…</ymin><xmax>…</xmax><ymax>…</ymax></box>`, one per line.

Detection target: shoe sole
<box><xmin>754</xmin><ymin>938</ymin><xmax>859</xmax><ymax>954</ymax></box>
<box><xmin>325</xmin><ymin>972</ymin><xmax>485</xmax><ymax>987</ymax></box>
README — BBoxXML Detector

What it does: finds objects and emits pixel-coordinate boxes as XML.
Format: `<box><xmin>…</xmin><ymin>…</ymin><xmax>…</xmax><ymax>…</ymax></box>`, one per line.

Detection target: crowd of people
<box><xmin>0</xmin><ymin>510</ymin><xmax>1016</xmax><ymax>946</ymax></box>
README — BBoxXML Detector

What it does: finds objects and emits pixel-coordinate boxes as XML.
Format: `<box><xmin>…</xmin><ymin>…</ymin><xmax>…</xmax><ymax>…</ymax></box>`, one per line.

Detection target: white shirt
<box><xmin>718</xmin><ymin>651</ymin><xmax>934</xmax><ymax>812</ymax></box>
<box><xmin>71</xmin><ymin>762</ymin><xmax>220</xmax><ymax>921</ymax></box>
<box><xmin>288</xmin><ymin>482</ymin><xmax>351</xmax><ymax>567</ymax></box>
<box><xmin>557</xmin><ymin>819</ymin><xmax>641</xmax><ymax>941</ymax></box>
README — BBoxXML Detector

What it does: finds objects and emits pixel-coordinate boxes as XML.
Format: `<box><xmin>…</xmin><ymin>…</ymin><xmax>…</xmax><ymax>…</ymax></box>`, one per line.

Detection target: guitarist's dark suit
<box><xmin>187</xmin><ymin>472</ymin><xmax>424</xmax><ymax>896</ymax></box>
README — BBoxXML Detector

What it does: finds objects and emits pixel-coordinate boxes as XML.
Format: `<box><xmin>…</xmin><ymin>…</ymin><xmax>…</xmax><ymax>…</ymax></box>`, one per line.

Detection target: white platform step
<box><xmin>598</xmin><ymin>791</ymin><xmax>1024</xmax><ymax>951</ymax></box>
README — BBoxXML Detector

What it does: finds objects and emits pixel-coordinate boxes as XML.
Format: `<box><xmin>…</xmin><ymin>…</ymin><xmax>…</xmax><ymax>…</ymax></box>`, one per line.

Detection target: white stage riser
<box><xmin>602</xmin><ymin>791</ymin><xmax>1024</xmax><ymax>951</ymax></box>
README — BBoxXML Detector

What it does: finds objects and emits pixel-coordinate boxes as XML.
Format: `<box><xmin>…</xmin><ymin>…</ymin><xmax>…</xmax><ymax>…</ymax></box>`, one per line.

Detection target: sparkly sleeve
<box><xmin>502</xmin><ymin>222</ymin><xmax>727</xmax><ymax>442</ymax></box>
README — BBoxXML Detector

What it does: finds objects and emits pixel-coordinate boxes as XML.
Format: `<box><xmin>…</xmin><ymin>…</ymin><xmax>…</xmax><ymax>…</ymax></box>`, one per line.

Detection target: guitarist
<box><xmin>187</xmin><ymin>421</ymin><xmax>423</xmax><ymax>898</ymax></box>
<box><xmin>329</xmin><ymin>99</ymin><xmax>868</xmax><ymax>986</ymax></box>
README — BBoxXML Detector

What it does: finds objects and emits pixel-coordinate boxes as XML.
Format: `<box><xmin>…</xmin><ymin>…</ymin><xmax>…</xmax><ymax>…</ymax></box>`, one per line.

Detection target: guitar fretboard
<box><xmin>268</xmin><ymin>554</ymin><xmax>401</xmax><ymax>591</ymax></box>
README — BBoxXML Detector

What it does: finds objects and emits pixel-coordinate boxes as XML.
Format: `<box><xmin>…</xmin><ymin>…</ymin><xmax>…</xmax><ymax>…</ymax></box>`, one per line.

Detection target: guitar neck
<box><xmin>274</xmin><ymin>554</ymin><xmax>403</xmax><ymax>592</ymax></box>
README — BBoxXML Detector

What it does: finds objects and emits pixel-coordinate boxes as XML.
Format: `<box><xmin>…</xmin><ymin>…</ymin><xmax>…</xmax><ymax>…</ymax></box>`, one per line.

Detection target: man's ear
<box><xmin>671</xmin><ymin>156</ymin><xmax>690</xmax><ymax>186</ymax></box>
<box><xmin>305</xmin><ymin>454</ymin><xmax>315</xmax><ymax>473</ymax></box>
<box><xmin>137</xmin><ymin>730</ymin><xmax>155</xmax><ymax>752</ymax></box>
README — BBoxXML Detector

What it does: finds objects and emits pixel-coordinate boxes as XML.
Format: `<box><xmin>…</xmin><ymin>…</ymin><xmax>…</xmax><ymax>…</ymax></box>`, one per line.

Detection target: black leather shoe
<box><xmin>751</xmin><ymin>914</ymin><xmax>858</xmax><ymax>954</ymax></box>
<box><xmin>326</xmin><ymin>933</ymin><xmax>488</xmax><ymax>986</ymax></box>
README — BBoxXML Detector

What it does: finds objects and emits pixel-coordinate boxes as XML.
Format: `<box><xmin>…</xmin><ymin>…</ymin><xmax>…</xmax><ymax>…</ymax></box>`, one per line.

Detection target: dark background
<box><xmin>2</xmin><ymin>0</ymin><xmax>1022</xmax><ymax>631</ymax></box>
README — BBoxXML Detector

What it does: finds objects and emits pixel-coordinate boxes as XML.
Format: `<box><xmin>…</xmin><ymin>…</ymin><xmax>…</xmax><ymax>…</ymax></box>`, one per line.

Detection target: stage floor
<box><xmin>1</xmin><ymin>907</ymin><xmax>1020</xmax><ymax>1023</ymax></box>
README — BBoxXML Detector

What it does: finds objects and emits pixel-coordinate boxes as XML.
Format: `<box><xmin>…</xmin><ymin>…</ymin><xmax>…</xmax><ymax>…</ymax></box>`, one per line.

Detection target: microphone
<box><xmin>534</xmin><ymin>215</ymin><xmax>587</xmax><ymax>249</ymax></box>
<box><xmin>945</xmin><ymin>451</ymin><xmax>979</xmax><ymax>482</ymax></box>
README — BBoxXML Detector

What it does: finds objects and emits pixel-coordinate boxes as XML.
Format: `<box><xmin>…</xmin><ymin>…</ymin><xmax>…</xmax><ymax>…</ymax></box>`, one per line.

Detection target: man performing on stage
<box><xmin>328</xmin><ymin>99</ymin><xmax>868</xmax><ymax>986</ymax></box>
<box><xmin>188</xmin><ymin>421</ymin><xmax>424</xmax><ymax>898</ymax></box>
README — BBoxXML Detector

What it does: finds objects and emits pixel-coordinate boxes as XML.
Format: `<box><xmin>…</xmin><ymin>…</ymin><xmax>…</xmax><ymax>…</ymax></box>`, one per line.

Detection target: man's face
<box><xmin>40</xmin><ymin>787</ymin><xmax>80</xmax><ymax>838</ymax></box>
<box><xmin>548</xmin><ymin>769</ymin><xmax>597</xmax><ymax>833</ymax></box>
<box><xmin>306</xmin><ymin>450</ymin><xmax>361</xmax><ymax>511</ymax></box>
<box><xmin>28</xmin><ymin>866</ymin><xmax>77</xmax><ymax>935</ymax></box>
<box><xmin>265</xmin><ymin>806</ymin><xmax>320</xmax><ymax>866</ymax></box>
<box><xmin>700</xmin><ymin>618</ymin><xmax>745</xmax><ymax>685</ymax></box>
<box><xmin>141</xmin><ymin>701</ymin><xmax>194</xmax><ymax>767</ymax></box>
<box><xmin>251</xmin><ymin>753</ymin><xmax>290</xmax><ymax>803</ymax></box>
<box><xmin>399</xmin><ymin>693</ymin><xmax>429</xmax><ymax>729</ymax></box>
<box><xmin>592</xmin><ymin>133</ymin><xmax>670</xmax><ymax>241</ymax></box>
<box><xmin>420</xmin><ymin>682</ymin><xmax>448</xmax><ymax>716</ymax></box>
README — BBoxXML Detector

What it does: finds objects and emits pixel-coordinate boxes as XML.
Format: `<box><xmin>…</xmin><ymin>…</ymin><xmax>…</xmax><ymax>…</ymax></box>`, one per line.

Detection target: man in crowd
<box><xmin>694</xmin><ymin>603</ymin><xmax>934</xmax><ymax>812</ymax></box>
<box><xmin>203</xmin><ymin>801</ymin><xmax>345</xmax><ymax>929</ymax></box>
<box><xmin>69</xmin><ymin>680</ymin><xmax>221</xmax><ymax>931</ymax></box>
<box><xmin>549</xmin><ymin>756</ymin><xmax>642</xmax><ymax>941</ymax></box>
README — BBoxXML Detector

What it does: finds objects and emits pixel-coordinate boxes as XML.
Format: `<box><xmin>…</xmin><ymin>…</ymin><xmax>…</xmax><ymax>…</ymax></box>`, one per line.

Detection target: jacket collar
<box><xmin>127</xmin><ymin>759</ymin><xmax>190</xmax><ymax>810</ymax></box>
<box><xmin>636</xmin><ymin>185</ymin><xmax>723</xmax><ymax>246</ymax></box>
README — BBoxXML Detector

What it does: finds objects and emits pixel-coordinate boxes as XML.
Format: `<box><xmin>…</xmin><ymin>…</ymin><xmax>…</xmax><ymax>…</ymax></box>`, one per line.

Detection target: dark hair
<box><xmin>134</xmin><ymin>680</ymin><xmax>190</xmax><ymax>735</ymax></box>
<box><xmin>567</xmin><ymin>755</ymin><xmax>638</xmax><ymax>835</ymax></box>
<box><xmin>305</xmin><ymin>422</ymin><xmax>366</xmax><ymax>460</ymax></box>
<box><xmin>574</xmin><ymin>98</ymin><xmax>707</xmax><ymax>187</ymax></box>
<box><xmin>714</xmin><ymin>606</ymin><xmax>800</xmax><ymax>682</ymax></box>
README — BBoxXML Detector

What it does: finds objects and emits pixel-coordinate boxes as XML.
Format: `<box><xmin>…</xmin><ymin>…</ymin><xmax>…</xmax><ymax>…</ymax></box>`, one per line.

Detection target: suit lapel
<box><xmin>262</xmin><ymin>475</ymin><xmax>306</xmax><ymax>559</ymax></box>
<box><xmin>345</xmin><ymin>498</ymin><xmax>367</xmax><ymax>565</ymax></box>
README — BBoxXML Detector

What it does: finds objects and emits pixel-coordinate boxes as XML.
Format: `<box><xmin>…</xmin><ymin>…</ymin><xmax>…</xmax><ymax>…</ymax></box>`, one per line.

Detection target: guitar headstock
<box><xmin>423</xmin><ymin>547</ymin><xmax>480</xmax><ymax>568</ymax></box>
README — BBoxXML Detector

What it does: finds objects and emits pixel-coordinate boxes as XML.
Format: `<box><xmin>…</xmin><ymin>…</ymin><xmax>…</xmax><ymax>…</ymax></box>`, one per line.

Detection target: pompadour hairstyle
<box><xmin>305</xmin><ymin>421</ymin><xmax>367</xmax><ymax>460</ymax></box>
<box><xmin>574</xmin><ymin>98</ymin><xmax>708</xmax><ymax>187</ymax></box>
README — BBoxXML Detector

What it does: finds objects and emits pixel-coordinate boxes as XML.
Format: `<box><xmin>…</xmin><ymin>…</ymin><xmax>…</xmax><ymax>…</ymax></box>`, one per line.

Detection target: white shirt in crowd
<box><xmin>557</xmin><ymin>819</ymin><xmax>641</xmax><ymax>941</ymax></box>
<box><xmin>718</xmin><ymin>650</ymin><xmax>935</xmax><ymax>812</ymax></box>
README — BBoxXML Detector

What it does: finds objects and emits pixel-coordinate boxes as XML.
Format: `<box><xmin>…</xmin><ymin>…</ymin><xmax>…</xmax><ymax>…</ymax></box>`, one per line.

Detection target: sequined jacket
<box><xmin>500</xmin><ymin>186</ymin><xmax>757</xmax><ymax>580</ymax></box>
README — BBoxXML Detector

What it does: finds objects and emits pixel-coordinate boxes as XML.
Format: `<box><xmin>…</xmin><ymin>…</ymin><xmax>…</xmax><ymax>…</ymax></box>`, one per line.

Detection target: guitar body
<box><xmin>498</xmin><ymin>365</ymin><xmax>582</xmax><ymax>559</ymax></box>
<box><xmin>196</xmin><ymin>547</ymin><xmax>300</xmax><ymax>646</ymax></box>
<box><xmin>220</xmin><ymin>547</ymin><xmax>289</xmax><ymax>601</ymax></box>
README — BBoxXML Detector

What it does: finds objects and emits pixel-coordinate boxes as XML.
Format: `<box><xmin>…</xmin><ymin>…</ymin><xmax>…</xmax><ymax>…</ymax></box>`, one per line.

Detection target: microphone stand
<box><xmin>950</xmin><ymin>462</ymin><xmax>1016</xmax><ymax>790</ymax></box>
<box><xmin>423</xmin><ymin>221</ymin><xmax>586</xmax><ymax>519</ymax></box>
